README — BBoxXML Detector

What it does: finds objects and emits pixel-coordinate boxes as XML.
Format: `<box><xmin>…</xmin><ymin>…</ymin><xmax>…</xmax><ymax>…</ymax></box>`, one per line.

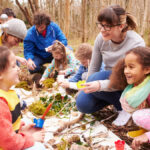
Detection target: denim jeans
<box><xmin>29</xmin><ymin>55</ymin><xmax>53</xmax><ymax>74</ymax></box>
<box><xmin>76</xmin><ymin>70</ymin><xmax>122</xmax><ymax>114</ymax></box>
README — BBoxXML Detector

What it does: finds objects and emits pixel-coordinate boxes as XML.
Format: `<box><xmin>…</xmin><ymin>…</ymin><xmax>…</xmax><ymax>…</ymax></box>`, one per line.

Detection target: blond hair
<box><xmin>51</xmin><ymin>41</ymin><xmax>67</xmax><ymax>71</ymax></box>
<box><xmin>75</xmin><ymin>43</ymin><xmax>92</xmax><ymax>61</ymax></box>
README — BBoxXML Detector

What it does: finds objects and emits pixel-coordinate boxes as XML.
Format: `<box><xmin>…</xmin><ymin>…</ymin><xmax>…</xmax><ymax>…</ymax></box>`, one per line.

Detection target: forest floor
<box><xmin>12</xmin><ymin>44</ymin><xmax>150</xmax><ymax>150</ymax></box>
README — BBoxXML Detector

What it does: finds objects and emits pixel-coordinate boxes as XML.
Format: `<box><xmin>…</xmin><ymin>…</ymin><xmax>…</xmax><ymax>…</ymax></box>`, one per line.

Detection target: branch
<box><xmin>15</xmin><ymin>0</ymin><xmax>33</xmax><ymax>26</ymax></box>
<box><xmin>54</xmin><ymin>113</ymin><xmax>84</xmax><ymax>136</ymax></box>
<box><xmin>28</xmin><ymin>0</ymin><xmax>35</xmax><ymax>13</ymax></box>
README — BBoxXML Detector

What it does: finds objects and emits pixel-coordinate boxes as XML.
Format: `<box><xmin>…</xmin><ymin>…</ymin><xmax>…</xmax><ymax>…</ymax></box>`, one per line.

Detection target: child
<box><xmin>109</xmin><ymin>46</ymin><xmax>150</xmax><ymax>126</ymax></box>
<box><xmin>0</xmin><ymin>46</ymin><xmax>45</xmax><ymax>150</ymax></box>
<box><xmin>59</xmin><ymin>43</ymin><xmax>92</xmax><ymax>89</ymax></box>
<box><xmin>1</xmin><ymin>18</ymin><xmax>27</xmax><ymax>66</ymax></box>
<box><xmin>40</xmin><ymin>41</ymin><xmax>79</xmax><ymax>83</ymax></box>
<box><xmin>131</xmin><ymin>109</ymin><xmax>150</xmax><ymax>149</ymax></box>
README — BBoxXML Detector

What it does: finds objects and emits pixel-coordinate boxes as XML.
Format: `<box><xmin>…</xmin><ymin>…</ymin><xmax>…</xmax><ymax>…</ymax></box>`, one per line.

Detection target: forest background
<box><xmin>1</xmin><ymin>0</ymin><xmax>150</xmax><ymax>49</ymax></box>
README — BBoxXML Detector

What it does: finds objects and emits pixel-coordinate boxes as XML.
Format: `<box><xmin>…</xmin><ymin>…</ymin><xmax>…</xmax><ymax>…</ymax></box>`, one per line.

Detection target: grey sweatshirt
<box><xmin>89</xmin><ymin>30</ymin><xmax>145</xmax><ymax>91</ymax></box>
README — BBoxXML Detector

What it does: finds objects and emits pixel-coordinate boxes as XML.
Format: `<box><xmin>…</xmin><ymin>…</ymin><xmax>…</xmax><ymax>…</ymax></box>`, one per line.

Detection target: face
<box><xmin>124</xmin><ymin>53</ymin><xmax>149</xmax><ymax>86</ymax></box>
<box><xmin>79</xmin><ymin>59</ymin><xmax>89</xmax><ymax>68</ymax></box>
<box><xmin>36</xmin><ymin>24</ymin><xmax>46</xmax><ymax>34</ymax></box>
<box><xmin>6</xmin><ymin>34</ymin><xmax>21</xmax><ymax>47</ymax></box>
<box><xmin>52</xmin><ymin>51</ymin><xmax>63</xmax><ymax>60</ymax></box>
<box><xmin>0</xmin><ymin>52</ymin><xmax>20</xmax><ymax>89</ymax></box>
<box><xmin>96</xmin><ymin>21</ymin><xmax>122</xmax><ymax>41</ymax></box>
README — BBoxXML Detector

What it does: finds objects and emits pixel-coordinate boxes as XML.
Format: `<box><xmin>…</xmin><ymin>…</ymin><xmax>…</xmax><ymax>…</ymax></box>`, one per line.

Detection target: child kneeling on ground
<box><xmin>59</xmin><ymin>43</ymin><xmax>92</xmax><ymax>90</ymax></box>
<box><xmin>40</xmin><ymin>41</ymin><xmax>79</xmax><ymax>83</ymax></box>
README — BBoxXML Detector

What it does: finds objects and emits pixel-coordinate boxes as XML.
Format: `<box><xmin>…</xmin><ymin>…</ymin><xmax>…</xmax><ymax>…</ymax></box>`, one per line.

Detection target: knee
<box><xmin>76</xmin><ymin>91</ymin><xmax>95</xmax><ymax>114</ymax></box>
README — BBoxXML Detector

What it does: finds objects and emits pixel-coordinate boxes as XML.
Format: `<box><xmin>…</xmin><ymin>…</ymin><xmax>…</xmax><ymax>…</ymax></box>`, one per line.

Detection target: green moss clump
<box><xmin>15</xmin><ymin>81</ymin><xmax>31</xmax><ymax>91</ymax></box>
<box><xmin>42</xmin><ymin>78</ymin><xmax>55</xmax><ymax>88</ymax></box>
<box><xmin>28</xmin><ymin>101</ymin><xmax>55</xmax><ymax>116</ymax></box>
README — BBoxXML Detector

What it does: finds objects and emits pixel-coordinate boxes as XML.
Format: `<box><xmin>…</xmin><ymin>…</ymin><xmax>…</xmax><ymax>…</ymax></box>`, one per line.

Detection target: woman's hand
<box><xmin>80</xmin><ymin>81</ymin><xmax>100</xmax><ymax>93</ymax></box>
<box><xmin>16</xmin><ymin>56</ymin><xmax>27</xmax><ymax>66</ymax></box>
<box><xmin>27</xmin><ymin>59</ymin><xmax>36</xmax><ymax>70</ymax></box>
<box><xmin>131</xmin><ymin>134</ymin><xmax>149</xmax><ymax>149</ymax></box>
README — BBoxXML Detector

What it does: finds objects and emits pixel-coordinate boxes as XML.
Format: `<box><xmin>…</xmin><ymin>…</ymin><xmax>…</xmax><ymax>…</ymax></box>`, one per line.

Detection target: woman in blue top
<box><xmin>24</xmin><ymin>11</ymin><xmax>68</xmax><ymax>74</ymax></box>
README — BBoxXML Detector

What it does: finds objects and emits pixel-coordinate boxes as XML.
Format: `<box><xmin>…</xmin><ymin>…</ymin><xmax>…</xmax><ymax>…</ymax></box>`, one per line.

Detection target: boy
<box><xmin>59</xmin><ymin>43</ymin><xmax>92</xmax><ymax>89</ymax></box>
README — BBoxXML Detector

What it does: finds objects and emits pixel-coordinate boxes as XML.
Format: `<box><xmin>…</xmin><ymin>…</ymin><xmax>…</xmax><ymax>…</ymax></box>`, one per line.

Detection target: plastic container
<box><xmin>33</xmin><ymin>118</ymin><xmax>44</xmax><ymax>128</ymax></box>
<box><xmin>77</xmin><ymin>80</ymin><xmax>86</xmax><ymax>89</ymax></box>
<box><xmin>115</xmin><ymin>140</ymin><xmax>125</xmax><ymax>150</ymax></box>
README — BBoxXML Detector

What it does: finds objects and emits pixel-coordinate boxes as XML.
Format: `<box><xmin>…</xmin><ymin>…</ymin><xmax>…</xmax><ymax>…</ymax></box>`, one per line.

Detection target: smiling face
<box><xmin>124</xmin><ymin>53</ymin><xmax>149</xmax><ymax>86</ymax></box>
<box><xmin>36</xmin><ymin>24</ymin><xmax>46</xmax><ymax>34</ymax></box>
<box><xmin>97</xmin><ymin>21</ymin><xmax>125</xmax><ymax>43</ymax></box>
<box><xmin>0</xmin><ymin>52</ymin><xmax>20</xmax><ymax>90</ymax></box>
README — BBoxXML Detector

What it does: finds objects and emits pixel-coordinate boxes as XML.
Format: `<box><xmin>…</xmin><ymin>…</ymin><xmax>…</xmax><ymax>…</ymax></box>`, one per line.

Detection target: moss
<box><xmin>42</xmin><ymin>78</ymin><xmax>55</xmax><ymax>88</ymax></box>
<box><xmin>15</xmin><ymin>81</ymin><xmax>31</xmax><ymax>91</ymax></box>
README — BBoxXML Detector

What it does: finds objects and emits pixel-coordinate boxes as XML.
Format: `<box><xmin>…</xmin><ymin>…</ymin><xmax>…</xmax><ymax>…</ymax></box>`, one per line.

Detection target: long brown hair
<box><xmin>97</xmin><ymin>5</ymin><xmax>137</xmax><ymax>32</ymax></box>
<box><xmin>0</xmin><ymin>46</ymin><xmax>11</xmax><ymax>72</ymax></box>
<box><xmin>51</xmin><ymin>41</ymin><xmax>68</xmax><ymax>71</ymax></box>
<box><xmin>109</xmin><ymin>47</ymin><xmax>150</xmax><ymax>90</ymax></box>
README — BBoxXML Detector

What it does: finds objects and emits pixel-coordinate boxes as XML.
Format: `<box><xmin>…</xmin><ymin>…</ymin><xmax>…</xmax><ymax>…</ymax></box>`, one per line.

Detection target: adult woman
<box><xmin>1</xmin><ymin>18</ymin><xmax>27</xmax><ymax>65</ymax></box>
<box><xmin>76</xmin><ymin>5</ymin><xmax>145</xmax><ymax>114</ymax></box>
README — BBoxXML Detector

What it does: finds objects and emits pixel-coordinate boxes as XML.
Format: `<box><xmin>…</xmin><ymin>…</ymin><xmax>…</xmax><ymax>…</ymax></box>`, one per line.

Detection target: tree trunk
<box><xmin>81</xmin><ymin>0</ymin><xmax>86</xmax><ymax>42</ymax></box>
<box><xmin>140</xmin><ymin>0</ymin><xmax>149</xmax><ymax>36</ymax></box>
<box><xmin>64</xmin><ymin>0</ymin><xmax>70</xmax><ymax>39</ymax></box>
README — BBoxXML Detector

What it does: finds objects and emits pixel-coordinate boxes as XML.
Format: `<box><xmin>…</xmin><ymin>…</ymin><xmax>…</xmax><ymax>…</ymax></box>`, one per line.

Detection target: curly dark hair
<box><xmin>109</xmin><ymin>46</ymin><xmax>150</xmax><ymax>90</ymax></box>
<box><xmin>1</xmin><ymin>8</ymin><xmax>16</xmax><ymax>18</ymax></box>
<box><xmin>33</xmin><ymin>11</ymin><xmax>50</xmax><ymax>26</ymax></box>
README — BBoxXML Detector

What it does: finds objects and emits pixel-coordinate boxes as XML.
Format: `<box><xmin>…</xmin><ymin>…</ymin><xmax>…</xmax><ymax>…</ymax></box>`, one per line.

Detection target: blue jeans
<box><xmin>76</xmin><ymin>70</ymin><xmax>122</xmax><ymax>114</ymax></box>
<box><xmin>29</xmin><ymin>55</ymin><xmax>53</xmax><ymax>74</ymax></box>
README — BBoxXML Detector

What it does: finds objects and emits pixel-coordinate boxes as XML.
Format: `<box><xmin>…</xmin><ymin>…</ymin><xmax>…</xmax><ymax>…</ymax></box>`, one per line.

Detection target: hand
<box><xmin>59</xmin><ymin>70</ymin><xmax>66</xmax><ymax>75</ymax></box>
<box><xmin>79</xmin><ymin>81</ymin><xmax>100</xmax><ymax>93</ymax></box>
<box><xmin>32</xmin><ymin>130</ymin><xmax>45</xmax><ymax>142</ymax></box>
<box><xmin>27</xmin><ymin>59</ymin><xmax>36</xmax><ymax>70</ymax></box>
<box><xmin>39</xmin><ymin>78</ymin><xmax>45</xmax><ymax>85</ymax></box>
<box><xmin>131</xmin><ymin>134</ymin><xmax>149</xmax><ymax>149</ymax></box>
<box><xmin>20</xmin><ymin>123</ymin><xmax>45</xmax><ymax>143</ymax></box>
<box><xmin>45</xmin><ymin>45</ymin><xmax>53</xmax><ymax>52</ymax></box>
<box><xmin>59</xmin><ymin>81</ymin><xmax>69</xmax><ymax>88</ymax></box>
<box><xmin>16</xmin><ymin>56</ymin><xmax>27</xmax><ymax>66</ymax></box>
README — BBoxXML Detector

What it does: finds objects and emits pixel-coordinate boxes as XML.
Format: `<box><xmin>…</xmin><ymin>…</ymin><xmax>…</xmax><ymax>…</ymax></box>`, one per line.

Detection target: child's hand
<box><xmin>59</xmin><ymin>81</ymin><xmax>69</xmax><ymax>88</ymax></box>
<box><xmin>45</xmin><ymin>45</ymin><xmax>53</xmax><ymax>52</ymax></box>
<box><xmin>32</xmin><ymin>130</ymin><xmax>45</xmax><ymax>142</ymax></box>
<box><xmin>59</xmin><ymin>70</ymin><xmax>66</xmax><ymax>75</ymax></box>
<box><xmin>39</xmin><ymin>78</ymin><xmax>45</xmax><ymax>85</ymax></box>
<box><xmin>16</xmin><ymin>56</ymin><xmax>27</xmax><ymax>66</ymax></box>
<box><xmin>131</xmin><ymin>134</ymin><xmax>149</xmax><ymax>149</ymax></box>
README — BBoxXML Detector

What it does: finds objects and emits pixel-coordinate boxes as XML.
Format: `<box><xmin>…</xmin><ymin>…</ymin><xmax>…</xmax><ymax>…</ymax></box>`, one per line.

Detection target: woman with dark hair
<box><xmin>24</xmin><ymin>11</ymin><xmax>68</xmax><ymax>74</ymax></box>
<box><xmin>76</xmin><ymin>5</ymin><xmax>145</xmax><ymax>114</ymax></box>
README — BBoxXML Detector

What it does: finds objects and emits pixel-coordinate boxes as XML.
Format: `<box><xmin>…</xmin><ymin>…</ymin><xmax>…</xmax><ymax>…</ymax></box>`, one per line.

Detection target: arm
<box><xmin>41</xmin><ymin>60</ymin><xmax>55</xmax><ymax>79</ymax></box>
<box><xmin>23</xmin><ymin>31</ymin><xmax>36</xmax><ymax>60</ymax></box>
<box><xmin>0</xmin><ymin>99</ymin><xmax>34</xmax><ymax>150</ymax></box>
<box><xmin>54</xmin><ymin>23</ymin><xmax>68</xmax><ymax>46</ymax></box>
<box><xmin>65</xmin><ymin>52</ymin><xmax>79</xmax><ymax>76</ymax></box>
<box><xmin>88</xmin><ymin>34</ymin><xmax>103</xmax><ymax>76</ymax></box>
<box><xmin>69</xmin><ymin>65</ymin><xmax>86</xmax><ymax>82</ymax></box>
